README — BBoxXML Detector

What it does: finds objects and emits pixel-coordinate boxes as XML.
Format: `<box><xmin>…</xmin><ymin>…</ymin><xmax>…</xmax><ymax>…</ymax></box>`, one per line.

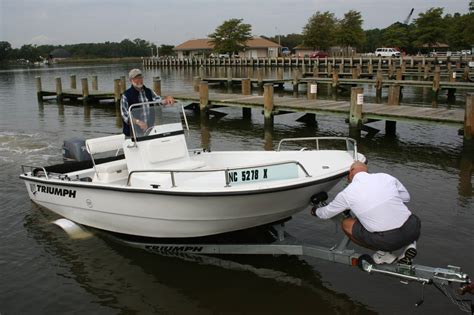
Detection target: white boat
<box><xmin>20</xmin><ymin>101</ymin><xmax>365</xmax><ymax>238</ymax></box>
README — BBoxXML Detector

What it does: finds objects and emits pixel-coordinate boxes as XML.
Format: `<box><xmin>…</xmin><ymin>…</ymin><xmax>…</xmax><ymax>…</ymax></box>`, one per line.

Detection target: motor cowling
<box><xmin>62</xmin><ymin>138</ymin><xmax>91</xmax><ymax>162</ymax></box>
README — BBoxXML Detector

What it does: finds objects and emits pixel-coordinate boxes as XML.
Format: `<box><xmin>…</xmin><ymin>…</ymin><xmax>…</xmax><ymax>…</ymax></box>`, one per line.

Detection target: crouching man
<box><xmin>311</xmin><ymin>161</ymin><xmax>421</xmax><ymax>264</ymax></box>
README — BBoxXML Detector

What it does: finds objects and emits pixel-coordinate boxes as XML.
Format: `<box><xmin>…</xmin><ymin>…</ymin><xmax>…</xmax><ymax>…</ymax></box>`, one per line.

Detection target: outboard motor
<box><xmin>62</xmin><ymin>138</ymin><xmax>91</xmax><ymax>162</ymax></box>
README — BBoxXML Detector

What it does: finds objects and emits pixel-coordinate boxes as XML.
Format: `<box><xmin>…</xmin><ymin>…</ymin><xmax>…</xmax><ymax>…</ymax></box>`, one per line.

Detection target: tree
<box><xmin>0</xmin><ymin>41</ymin><xmax>12</xmax><ymax>61</ymax></box>
<box><xmin>382</xmin><ymin>22</ymin><xmax>411</xmax><ymax>49</ymax></box>
<box><xmin>209</xmin><ymin>18</ymin><xmax>252</xmax><ymax>54</ymax></box>
<box><xmin>413</xmin><ymin>8</ymin><xmax>446</xmax><ymax>48</ymax></box>
<box><xmin>302</xmin><ymin>11</ymin><xmax>337</xmax><ymax>50</ymax></box>
<box><xmin>335</xmin><ymin>10</ymin><xmax>366</xmax><ymax>49</ymax></box>
<box><xmin>363</xmin><ymin>29</ymin><xmax>383</xmax><ymax>53</ymax></box>
<box><xmin>158</xmin><ymin>44</ymin><xmax>175</xmax><ymax>56</ymax></box>
<box><xmin>266</xmin><ymin>33</ymin><xmax>304</xmax><ymax>50</ymax></box>
<box><xmin>446</xmin><ymin>13</ymin><xmax>474</xmax><ymax>50</ymax></box>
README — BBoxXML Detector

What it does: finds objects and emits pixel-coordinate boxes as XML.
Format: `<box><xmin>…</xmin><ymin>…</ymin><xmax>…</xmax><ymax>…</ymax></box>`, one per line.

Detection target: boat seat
<box><xmin>156</xmin><ymin>159</ymin><xmax>205</xmax><ymax>171</ymax></box>
<box><xmin>85</xmin><ymin>134</ymin><xmax>128</xmax><ymax>183</ymax></box>
<box><xmin>95</xmin><ymin>159</ymin><xmax>128</xmax><ymax>173</ymax></box>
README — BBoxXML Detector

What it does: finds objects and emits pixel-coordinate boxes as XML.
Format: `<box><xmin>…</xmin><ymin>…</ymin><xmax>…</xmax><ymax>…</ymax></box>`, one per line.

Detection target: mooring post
<box><xmin>327</xmin><ymin>62</ymin><xmax>333</xmax><ymax>76</ymax></box>
<box><xmin>349</xmin><ymin>87</ymin><xmax>364</xmax><ymax>129</ymax></box>
<box><xmin>277</xmin><ymin>68</ymin><xmax>284</xmax><ymax>80</ymax></box>
<box><xmin>396</xmin><ymin>68</ymin><xmax>403</xmax><ymax>81</ymax></box>
<box><xmin>120</xmin><ymin>76</ymin><xmax>126</xmax><ymax>94</ymax></box>
<box><xmin>113</xmin><ymin>79</ymin><xmax>121</xmax><ymax>105</ymax></box>
<box><xmin>257</xmin><ymin>68</ymin><xmax>264</xmax><ymax>87</ymax></box>
<box><xmin>81</xmin><ymin>78</ymin><xmax>89</xmax><ymax>103</ymax></box>
<box><xmin>55</xmin><ymin>77</ymin><xmax>63</xmax><ymax>101</ymax></box>
<box><xmin>35</xmin><ymin>76</ymin><xmax>42</xmax><ymax>101</ymax></box>
<box><xmin>70</xmin><ymin>75</ymin><xmax>77</xmax><ymax>89</ymax></box>
<box><xmin>292</xmin><ymin>69</ymin><xmax>300</xmax><ymax>93</ymax></box>
<box><xmin>199</xmin><ymin>81</ymin><xmax>209</xmax><ymax>112</ymax></box>
<box><xmin>199</xmin><ymin>66</ymin><xmax>205</xmax><ymax>79</ymax></box>
<box><xmin>226</xmin><ymin>67</ymin><xmax>232</xmax><ymax>87</ymax></box>
<box><xmin>368</xmin><ymin>62</ymin><xmax>373</xmax><ymax>75</ymax></box>
<box><xmin>386</xmin><ymin>85</ymin><xmax>401</xmax><ymax>135</ymax></box>
<box><xmin>423</xmin><ymin>64</ymin><xmax>430</xmax><ymax>80</ymax></box>
<box><xmin>432</xmin><ymin>70</ymin><xmax>441</xmax><ymax>94</ymax></box>
<box><xmin>153</xmin><ymin>77</ymin><xmax>161</xmax><ymax>96</ymax></box>
<box><xmin>193</xmin><ymin>76</ymin><xmax>201</xmax><ymax>92</ymax></box>
<box><xmin>263</xmin><ymin>83</ymin><xmax>274</xmax><ymax>127</ymax></box>
<box><xmin>241</xmin><ymin>78</ymin><xmax>252</xmax><ymax>119</ymax></box>
<box><xmin>313</xmin><ymin>65</ymin><xmax>319</xmax><ymax>78</ymax></box>
<box><xmin>463</xmin><ymin>66</ymin><xmax>470</xmax><ymax>82</ymax></box>
<box><xmin>332</xmin><ymin>69</ymin><xmax>339</xmax><ymax>90</ymax></box>
<box><xmin>465</xmin><ymin>94</ymin><xmax>474</xmax><ymax>143</ymax></box>
<box><xmin>92</xmin><ymin>75</ymin><xmax>98</xmax><ymax>91</ymax></box>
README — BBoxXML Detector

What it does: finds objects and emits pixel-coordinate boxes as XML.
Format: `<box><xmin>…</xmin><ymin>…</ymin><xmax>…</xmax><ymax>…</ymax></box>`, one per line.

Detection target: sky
<box><xmin>0</xmin><ymin>0</ymin><xmax>470</xmax><ymax>48</ymax></box>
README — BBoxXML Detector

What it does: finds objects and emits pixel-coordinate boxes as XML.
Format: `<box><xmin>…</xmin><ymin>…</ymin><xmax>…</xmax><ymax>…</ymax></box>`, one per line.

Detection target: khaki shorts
<box><xmin>352</xmin><ymin>214</ymin><xmax>421</xmax><ymax>252</ymax></box>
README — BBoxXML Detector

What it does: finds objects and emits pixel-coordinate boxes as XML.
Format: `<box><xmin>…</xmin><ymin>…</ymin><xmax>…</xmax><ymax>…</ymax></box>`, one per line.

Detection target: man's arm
<box><xmin>395</xmin><ymin>179</ymin><xmax>410</xmax><ymax>202</ymax></box>
<box><xmin>151</xmin><ymin>91</ymin><xmax>163</xmax><ymax>104</ymax></box>
<box><xmin>315</xmin><ymin>190</ymin><xmax>350</xmax><ymax>219</ymax></box>
<box><xmin>120</xmin><ymin>95</ymin><xmax>129</xmax><ymax>123</ymax></box>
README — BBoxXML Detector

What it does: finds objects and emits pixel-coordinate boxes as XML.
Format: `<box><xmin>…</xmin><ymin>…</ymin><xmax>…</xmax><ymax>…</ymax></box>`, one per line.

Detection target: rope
<box><xmin>432</xmin><ymin>281</ymin><xmax>473</xmax><ymax>314</ymax></box>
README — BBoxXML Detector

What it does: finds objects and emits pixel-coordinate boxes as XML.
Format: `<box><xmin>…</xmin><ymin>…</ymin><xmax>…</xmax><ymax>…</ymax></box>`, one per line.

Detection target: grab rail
<box><xmin>21</xmin><ymin>165</ymin><xmax>50</xmax><ymax>180</ymax></box>
<box><xmin>126</xmin><ymin>160</ymin><xmax>311</xmax><ymax>187</ymax></box>
<box><xmin>277</xmin><ymin>137</ymin><xmax>358</xmax><ymax>160</ymax></box>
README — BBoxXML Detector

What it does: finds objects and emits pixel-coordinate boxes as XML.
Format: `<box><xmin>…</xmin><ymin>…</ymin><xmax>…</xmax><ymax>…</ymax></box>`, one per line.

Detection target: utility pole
<box><xmin>470</xmin><ymin>0</ymin><xmax>474</xmax><ymax>13</ymax></box>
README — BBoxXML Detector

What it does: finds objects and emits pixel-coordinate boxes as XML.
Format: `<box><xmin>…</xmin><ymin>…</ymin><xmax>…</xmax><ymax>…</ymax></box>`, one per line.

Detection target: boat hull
<box><xmin>23</xmin><ymin>176</ymin><xmax>342</xmax><ymax>238</ymax></box>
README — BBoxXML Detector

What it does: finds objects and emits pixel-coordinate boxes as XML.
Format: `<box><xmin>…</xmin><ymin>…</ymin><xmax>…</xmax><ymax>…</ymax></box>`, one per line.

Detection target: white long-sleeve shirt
<box><xmin>316</xmin><ymin>172</ymin><xmax>411</xmax><ymax>232</ymax></box>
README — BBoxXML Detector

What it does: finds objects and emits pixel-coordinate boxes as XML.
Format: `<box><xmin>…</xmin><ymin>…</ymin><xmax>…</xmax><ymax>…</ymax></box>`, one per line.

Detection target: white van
<box><xmin>375</xmin><ymin>48</ymin><xmax>401</xmax><ymax>57</ymax></box>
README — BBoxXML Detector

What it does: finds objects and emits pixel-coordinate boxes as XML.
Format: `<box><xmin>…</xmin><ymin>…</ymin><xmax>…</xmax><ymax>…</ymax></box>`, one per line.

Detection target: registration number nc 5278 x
<box><xmin>227</xmin><ymin>164</ymin><xmax>299</xmax><ymax>185</ymax></box>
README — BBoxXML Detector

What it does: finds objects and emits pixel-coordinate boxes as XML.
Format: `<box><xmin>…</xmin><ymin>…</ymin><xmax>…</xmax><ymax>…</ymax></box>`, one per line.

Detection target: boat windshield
<box><xmin>129</xmin><ymin>101</ymin><xmax>185</xmax><ymax>142</ymax></box>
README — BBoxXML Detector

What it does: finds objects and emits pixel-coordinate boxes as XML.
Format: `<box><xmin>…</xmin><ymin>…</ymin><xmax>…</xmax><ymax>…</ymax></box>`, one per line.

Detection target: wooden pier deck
<box><xmin>171</xmin><ymin>90</ymin><xmax>465</xmax><ymax>126</ymax></box>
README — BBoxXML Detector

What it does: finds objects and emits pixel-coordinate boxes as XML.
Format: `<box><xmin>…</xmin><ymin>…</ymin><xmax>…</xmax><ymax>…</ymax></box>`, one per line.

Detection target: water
<box><xmin>0</xmin><ymin>63</ymin><xmax>472</xmax><ymax>314</ymax></box>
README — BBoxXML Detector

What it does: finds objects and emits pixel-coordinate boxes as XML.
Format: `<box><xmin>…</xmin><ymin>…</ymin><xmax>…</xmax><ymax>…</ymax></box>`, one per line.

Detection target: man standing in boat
<box><xmin>120</xmin><ymin>68</ymin><xmax>175</xmax><ymax>137</ymax></box>
<box><xmin>311</xmin><ymin>161</ymin><xmax>421</xmax><ymax>265</ymax></box>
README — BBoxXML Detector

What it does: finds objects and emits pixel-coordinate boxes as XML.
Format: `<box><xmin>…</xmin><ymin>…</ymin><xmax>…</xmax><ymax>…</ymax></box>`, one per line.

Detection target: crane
<box><xmin>403</xmin><ymin>8</ymin><xmax>414</xmax><ymax>25</ymax></box>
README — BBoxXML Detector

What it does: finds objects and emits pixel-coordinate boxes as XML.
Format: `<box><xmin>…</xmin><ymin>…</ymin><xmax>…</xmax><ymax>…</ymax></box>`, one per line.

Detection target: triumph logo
<box><xmin>35</xmin><ymin>184</ymin><xmax>77</xmax><ymax>198</ymax></box>
<box><xmin>145</xmin><ymin>245</ymin><xmax>203</xmax><ymax>254</ymax></box>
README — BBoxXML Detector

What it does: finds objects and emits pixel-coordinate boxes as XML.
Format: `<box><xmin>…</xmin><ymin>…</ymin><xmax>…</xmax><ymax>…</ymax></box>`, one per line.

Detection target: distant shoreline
<box><xmin>56</xmin><ymin>57</ymin><xmax>143</xmax><ymax>64</ymax></box>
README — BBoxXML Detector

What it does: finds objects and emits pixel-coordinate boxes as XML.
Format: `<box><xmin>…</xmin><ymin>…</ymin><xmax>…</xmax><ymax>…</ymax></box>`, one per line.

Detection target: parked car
<box><xmin>375</xmin><ymin>48</ymin><xmax>400</xmax><ymax>57</ymax></box>
<box><xmin>281</xmin><ymin>47</ymin><xmax>291</xmax><ymax>56</ymax></box>
<box><xmin>461</xmin><ymin>50</ymin><xmax>472</xmax><ymax>55</ymax></box>
<box><xmin>309</xmin><ymin>51</ymin><xmax>328</xmax><ymax>58</ymax></box>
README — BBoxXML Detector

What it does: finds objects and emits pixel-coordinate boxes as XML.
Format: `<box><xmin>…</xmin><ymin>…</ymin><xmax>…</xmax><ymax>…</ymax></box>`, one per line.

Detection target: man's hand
<box><xmin>135</xmin><ymin>119</ymin><xmax>147</xmax><ymax>131</ymax></box>
<box><xmin>162</xmin><ymin>96</ymin><xmax>175</xmax><ymax>105</ymax></box>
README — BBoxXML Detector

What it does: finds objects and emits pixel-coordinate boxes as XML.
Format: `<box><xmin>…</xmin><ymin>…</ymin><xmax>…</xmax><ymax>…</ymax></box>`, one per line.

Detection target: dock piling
<box><xmin>70</xmin><ymin>75</ymin><xmax>77</xmax><ymax>89</ymax></box>
<box><xmin>263</xmin><ymin>83</ymin><xmax>274</xmax><ymax>127</ymax></box>
<box><xmin>386</xmin><ymin>85</ymin><xmax>401</xmax><ymax>135</ymax></box>
<box><xmin>92</xmin><ymin>75</ymin><xmax>98</xmax><ymax>91</ymax></box>
<box><xmin>199</xmin><ymin>81</ymin><xmax>209</xmax><ymax>111</ymax></box>
<box><xmin>55</xmin><ymin>77</ymin><xmax>63</xmax><ymax>102</ymax></box>
<box><xmin>113</xmin><ymin>79</ymin><xmax>121</xmax><ymax>105</ymax></box>
<box><xmin>242</xmin><ymin>78</ymin><xmax>251</xmax><ymax>119</ymax></box>
<box><xmin>465</xmin><ymin>94</ymin><xmax>474</xmax><ymax>143</ymax></box>
<box><xmin>153</xmin><ymin>77</ymin><xmax>161</xmax><ymax>96</ymax></box>
<box><xmin>35</xmin><ymin>77</ymin><xmax>42</xmax><ymax>101</ymax></box>
<box><xmin>81</xmin><ymin>78</ymin><xmax>89</xmax><ymax>102</ymax></box>
<box><xmin>120</xmin><ymin>76</ymin><xmax>126</xmax><ymax>94</ymax></box>
<box><xmin>349</xmin><ymin>87</ymin><xmax>364</xmax><ymax>129</ymax></box>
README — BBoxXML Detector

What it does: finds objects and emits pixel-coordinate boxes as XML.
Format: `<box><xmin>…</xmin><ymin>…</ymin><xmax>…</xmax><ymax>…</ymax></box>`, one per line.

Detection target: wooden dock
<box><xmin>35</xmin><ymin>75</ymin><xmax>163</xmax><ymax>104</ymax></box>
<box><xmin>143</xmin><ymin>55</ymin><xmax>474</xmax><ymax>71</ymax></box>
<box><xmin>172</xmin><ymin>81</ymin><xmax>474</xmax><ymax>144</ymax></box>
<box><xmin>34</xmin><ymin>75</ymin><xmax>474</xmax><ymax>144</ymax></box>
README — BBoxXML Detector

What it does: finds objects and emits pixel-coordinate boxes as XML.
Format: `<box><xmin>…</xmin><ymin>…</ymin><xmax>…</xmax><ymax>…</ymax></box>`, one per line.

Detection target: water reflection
<box><xmin>23</xmin><ymin>206</ymin><xmax>374</xmax><ymax>314</ymax></box>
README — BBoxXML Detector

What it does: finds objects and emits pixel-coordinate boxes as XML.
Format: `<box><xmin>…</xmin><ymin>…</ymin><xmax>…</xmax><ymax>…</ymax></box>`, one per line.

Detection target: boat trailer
<box><xmin>55</xmin><ymin>219</ymin><xmax>473</xmax><ymax>313</ymax></box>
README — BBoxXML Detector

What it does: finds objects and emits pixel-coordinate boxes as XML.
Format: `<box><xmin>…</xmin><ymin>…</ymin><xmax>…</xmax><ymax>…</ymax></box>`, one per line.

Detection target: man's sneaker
<box><xmin>397</xmin><ymin>242</ymin><xmax>417</xmax><ymax>265</ymax></box>
<box><xmin>372</xmin><ymin>251</ymin><xmax>397</xmax><ymax>264</ymax></box>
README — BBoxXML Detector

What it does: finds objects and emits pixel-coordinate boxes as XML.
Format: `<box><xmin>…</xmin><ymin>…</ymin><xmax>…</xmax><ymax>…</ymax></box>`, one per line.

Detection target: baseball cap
<box><xmin>128</xmin><ymin>68</ymin><xmax>142</xmax><ymax>79</ymax></box>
